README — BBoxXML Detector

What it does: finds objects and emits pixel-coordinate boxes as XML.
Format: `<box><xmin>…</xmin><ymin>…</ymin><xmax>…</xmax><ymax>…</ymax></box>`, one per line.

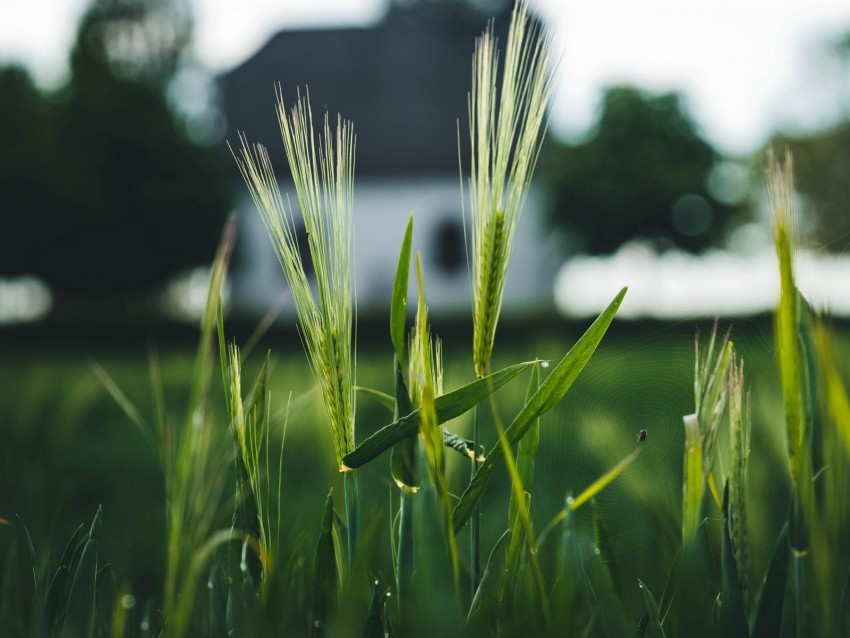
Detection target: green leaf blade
<box><xmin>311</xmin><ymin>490</ymin><xmax>339</xmax><ymax>636</ymax></box>
<box><xmin>342</xmin><ymin>360</ymin><xmax>537</xmax><ymax>469</ymax></box>
<box><xmin>390</xmin><ymin>215</ymin><xmax>414</xmax><ymax>363</ymax></box>
<box><xmin>452</xmin><ymin>287</ymin><xmax>627</xmax><ymax>533</ymax></box>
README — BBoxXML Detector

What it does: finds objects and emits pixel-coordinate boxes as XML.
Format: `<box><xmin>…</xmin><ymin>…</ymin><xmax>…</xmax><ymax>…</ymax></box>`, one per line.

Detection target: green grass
<box><xmin>3</xmin><ymin>316</ymin><xmax>847</xmax><ymax>635</ymax></box>
<box><xmin>3</xmin><ymin>1</ymin><xmax>850</xmax><ymax>633</ymax></box>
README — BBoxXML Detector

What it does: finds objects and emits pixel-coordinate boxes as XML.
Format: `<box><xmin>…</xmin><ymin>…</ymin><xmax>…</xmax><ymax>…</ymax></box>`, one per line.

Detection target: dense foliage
<box><xmin>0</xmin><ymin>0</ymin><xmax>230</xmax><ymax>296</ymax></box>
<box><xmin>545</xmin><ymin>86</ymin><xmax>742</xmax><ymax>254</ymax></box>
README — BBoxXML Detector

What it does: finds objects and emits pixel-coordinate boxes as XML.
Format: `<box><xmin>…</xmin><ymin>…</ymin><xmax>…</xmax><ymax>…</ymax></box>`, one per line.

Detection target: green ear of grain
<box><xmin>391</xmin><ymin>215</ymin><xmax>414</xmax><ymax>364</ymax></box>
<box><xmin>774</xmin><ymin>225</ymin><xmax>805</xmax><ymax>480</ymax></box>
<box><xmin>682</xmin><ymin>412</ymin><xmax>704</xmax><ymax>547</ymax></box>
<box><xmin>452</xmin><ymin>287</ymin><xmax>627</xmax><ymax>533</ymax></box>
<box><xmin>312</xmin><ymin>490</ymin><xmax>339</xmax><ymax>637</ymax></box>
<box><xmin>720</xmin><ymin>481</ymin><xmax>747</xmax><ymax>636</ymax></box>
<box><xmin>751</xmin><ymin>522</ymin><xmax>790</xmax><ymax>638</ymax></box>
<box><xmin>342</xmin><ymin>360</ymin><xmax>536</xmax><ymax>468</ymax></box>
<box><xmin>767</xmin><ymin>150</ymin><xmax>807</xmax><ymax>473</ymax></box>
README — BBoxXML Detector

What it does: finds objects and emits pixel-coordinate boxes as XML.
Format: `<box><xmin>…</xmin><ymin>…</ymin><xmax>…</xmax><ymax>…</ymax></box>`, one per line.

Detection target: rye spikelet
<box><xmin>232</xmin><ymin>88</ymin><xmax>355</xmax><ymax>469</ymax></box>
<box><xmin>467</xmin><ymin>0</ymin><xmax>555</xmax><ymax>377</ymax></box>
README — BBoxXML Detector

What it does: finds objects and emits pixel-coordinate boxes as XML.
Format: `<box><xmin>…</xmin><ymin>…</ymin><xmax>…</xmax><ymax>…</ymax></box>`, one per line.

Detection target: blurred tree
<box><xmin>773</xmin><ymin>124</ymin><xmax>850</xmax><ymax>253</ymax></box>
<box><xmin>1</xmin><ymin>0</ymin><xmax>230</xmax><ymax>298</ymax></box>
<box><xmin>769</xmin><ymin>31</ymin><xmax>850</xmax><ymax>253</ymax></box>
<box><xmin>545</xmin><ymin>86</ymin><xmax>740</xmax><ymax>254</ymax></box>
<box><xmin>0</xmin><ymin>67</ymin><xmax>58</xmax><ymax>278</ymax></box>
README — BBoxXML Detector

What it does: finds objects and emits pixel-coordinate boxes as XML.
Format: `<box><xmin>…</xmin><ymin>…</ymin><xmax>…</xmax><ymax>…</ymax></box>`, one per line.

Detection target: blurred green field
<box><xmin>5</xmin><ymin>314</ymin><xmax>841</xmax><ymax>626</ymax></box>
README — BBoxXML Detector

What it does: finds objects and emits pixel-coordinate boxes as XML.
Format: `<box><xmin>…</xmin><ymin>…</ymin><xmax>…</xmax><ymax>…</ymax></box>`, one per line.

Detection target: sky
<box><xmin>2</xmin><ymin>0</ymin><xmax>850</xmax><ymax>154</ymax></box>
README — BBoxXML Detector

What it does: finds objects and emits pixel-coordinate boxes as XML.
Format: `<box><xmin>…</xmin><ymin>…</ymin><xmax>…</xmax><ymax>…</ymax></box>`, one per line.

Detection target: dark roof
<box><xmin>218</xmin><ymin>3</ymin><xmax>519</xmax><ymax>176</ymax></box>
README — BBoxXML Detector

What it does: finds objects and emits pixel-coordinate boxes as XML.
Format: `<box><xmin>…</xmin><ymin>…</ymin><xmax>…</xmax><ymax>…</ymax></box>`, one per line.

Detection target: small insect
<box><xmin>637</xmin><ymin>429</ymin><xmax>648</xmax><ymax>443</ymax></box>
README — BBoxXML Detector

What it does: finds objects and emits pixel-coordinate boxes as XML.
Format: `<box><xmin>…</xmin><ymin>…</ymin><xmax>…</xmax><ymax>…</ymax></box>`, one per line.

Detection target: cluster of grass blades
<box><xmin>4</xmin><ymin>0</ymin><xmax>850</xmax><ymax>635</ymax></box>
<box><xmin>628</xmin><ymin>149</ymin><xmax>850</xmax><ymax>638</ymax></box>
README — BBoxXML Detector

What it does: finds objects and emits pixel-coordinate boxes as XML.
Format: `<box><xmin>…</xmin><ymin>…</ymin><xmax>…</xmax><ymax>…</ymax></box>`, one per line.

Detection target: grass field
<box><xmin>4</xmin><ymin>2</ymin><xmax>849</xmax><ymax>634</ymax></box>
<box><xmin>4</xmin><ymin>313</ymin><xmax>845</xmax><ymax>634</ymax></box>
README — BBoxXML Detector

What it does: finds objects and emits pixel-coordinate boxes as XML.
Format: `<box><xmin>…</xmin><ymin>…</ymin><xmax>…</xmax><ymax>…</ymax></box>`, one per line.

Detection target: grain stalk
<box><xmin>96</xmin><ymin>221</ymin><xmax>237</xmax><ymax>637</ymax></box>
<box><xmin>767</xmin><ymin>148</ymin><xmax>806</xmax><ymax>480</ymax></box>
<box><xmin>766</xmin><ymin>147</ymin><xmax>814</xmax><ymax>634</ymax></box>
<box><xmin>682</xmin><ymin>323</ymin><xmax>733</xmax><ymax>547</ymax></box>
<box><xmin>220</xmin><ymin>342</ymin><xmax>286</xmax><ymax>599</ymax></box>
<box><xmin>163</xmin><ymin>224</ymin><xmax>237</xmax><ymax>638</ymax></box>
<box><xmin>233</xmin><ymin>90</ymin><xmax>358</xmax><ymax>565</ymax></box>
<box><xmin>467</xmin><ymin>0</ymin><xmax>554</xmax><ymax>377</ymax></box>
<box><xmin>388</xmin><ymin>217</ymin><xmax>417</xmax><ymax>619</ymax></box>
<box><xmin>728</xmin><ymin>355</ymin><xmax>750</xmax><ymax>605</ymax></box>
<box><xmin>464</xmin><ymin>0</ymin><xmax>555</xmax><ymax>591</ymax></box>
<box><xmin>411</xmin><ymin>254</ymin><xmax>460</xmax><ymax>598</ymax></box>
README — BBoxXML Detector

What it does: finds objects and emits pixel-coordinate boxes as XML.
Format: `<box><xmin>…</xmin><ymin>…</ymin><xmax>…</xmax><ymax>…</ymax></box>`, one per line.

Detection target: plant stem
<box><xmin>470</xmin><ymin>401</ymin><xmax>482</xmax><ymax>598</ymax></box>
<box><xmin>344</xmin><ymin>469</ymin><xmax>359</xmax><ymax>570</ymax></box>
<box><xmin>398</xmin><ymin>486</ymin><xmax>415</xmax><ymax>617</ymax></box>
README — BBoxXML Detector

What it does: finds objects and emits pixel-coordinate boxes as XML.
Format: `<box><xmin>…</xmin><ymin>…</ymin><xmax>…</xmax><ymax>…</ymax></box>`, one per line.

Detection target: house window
<box><xmin>433</xmin><ymin>218</ymin><xmax>465</xmax><ymax>275</ymax></box>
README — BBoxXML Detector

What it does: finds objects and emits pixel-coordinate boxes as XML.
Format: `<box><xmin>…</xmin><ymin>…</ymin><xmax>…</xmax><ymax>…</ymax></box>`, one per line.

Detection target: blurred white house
<box><xmin>217</xmin><ymin>2</ymin><xmax>558</xmax><ymax>320</ymax></box>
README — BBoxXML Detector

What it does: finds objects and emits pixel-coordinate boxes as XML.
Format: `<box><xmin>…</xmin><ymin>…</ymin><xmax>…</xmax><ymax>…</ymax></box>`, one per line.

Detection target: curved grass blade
<box><xmin>312</xmin><ymin>490</ymin><xmax>338</xmax><ymax>637</ymax></box>
<box><xmin>61</xmin><ymin>539</ymin><xmax>98</xmax><ymax>638</ymax></box>
<box><xmin>355</xmin><ymin>386</ymin><xmax>395</xmax><ymax>412</ymax></box>
<box><xmin>638</xmin><ymin>580</ymin><xmax>666</xmax><ymax>638</ymax></box>
<box><xmin>90</xmin><ymin>363</ymin><xmax>156</xmax><ymax>453</ymax></box>
<box><xmin>60</xmin><ymin>504</ymin><xmax>104</xmax><ymax>637</ymax></box>
<box><xmin>452</xmin><ymin>287</ymin><xmax>627</xmax><ymax>533</ymax></box>
<box><xmin>45</xmin><ymin>523</ymin><xmax>86</xmax><ymax>627</ymax></box>
<box><xmin>570</xmin><ymin>446</ymin><xmax>642</xmax><ymax>512</ymax></box>
<box><xmin>342</xmin><ymin>360</ymin><xmax>537</xmax><ymax>469</ymax></box>
<box><xmin>508</xmin><ymin>363</ymin><xmax>540</xmax><ymax>527</ymax></box>
<box><xmin>391</xmin><ymin>215</ymin><xmax>414</xmax><ymax>364</ymax></box>
<box><xmin>466</xmin><ymin>529</ymin><xmax>511</xmax><ymax>632</ymax></box>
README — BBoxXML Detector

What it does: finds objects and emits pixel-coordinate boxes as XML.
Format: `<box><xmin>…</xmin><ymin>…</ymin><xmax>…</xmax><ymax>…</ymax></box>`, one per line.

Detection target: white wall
<box><xmin>229</xmin><ymin>175</ymin><xmax>558</xmax><ymax>319</ymax></box>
